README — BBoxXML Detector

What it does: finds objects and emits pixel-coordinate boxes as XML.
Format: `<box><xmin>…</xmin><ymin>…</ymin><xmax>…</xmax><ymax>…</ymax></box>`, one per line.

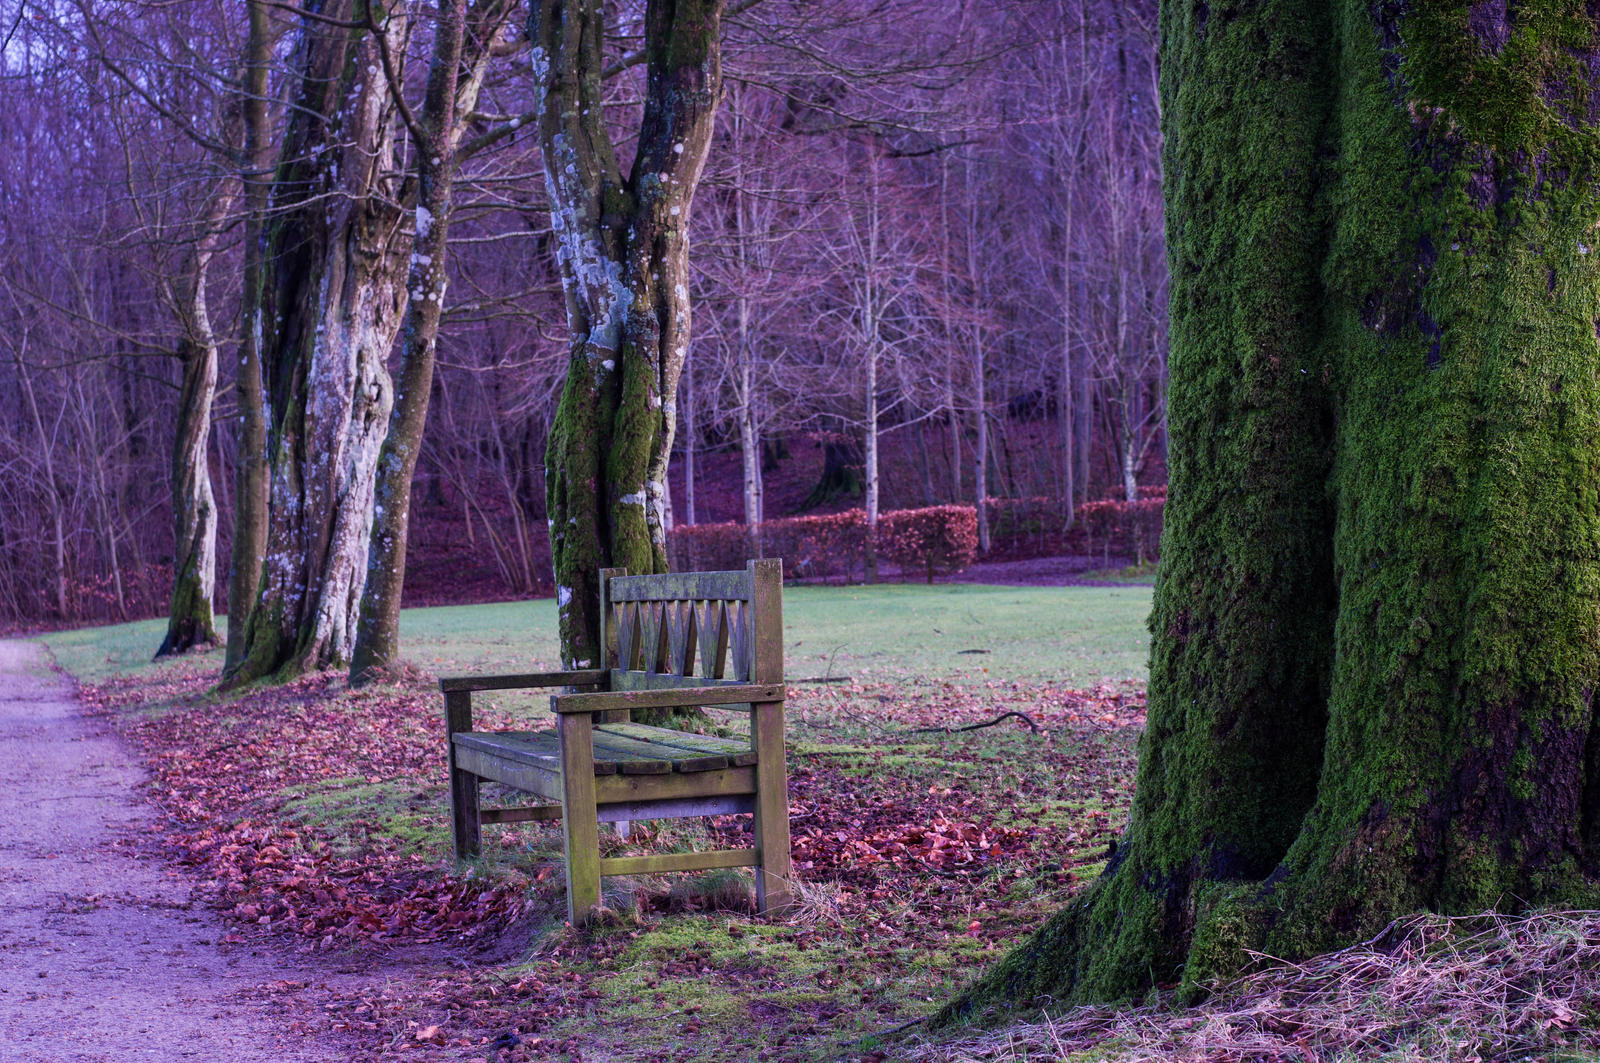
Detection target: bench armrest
<box><xmin>550</xmin><ymin>683</ymin><xmax>785</xmax><ymax>715</ymax></box>
<box><xmin>439</xmin><ymin>668</ymin><xmax>608</xmax><ymax>694</ymax></box>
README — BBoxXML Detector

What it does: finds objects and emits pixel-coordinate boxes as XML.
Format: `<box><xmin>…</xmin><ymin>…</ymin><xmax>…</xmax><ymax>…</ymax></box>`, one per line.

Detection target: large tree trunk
<box><xmin>225</xmin><ymin>3</ymin><xmax>409</xmax><ymax>685</ymax></box>
<box><xmin>943</xmin><ymin>0</ymin><xmax>1600</xmax><ymax>1020</ymax></box>
<box><xmin>225</xmin><ymin>0</ymin><xmax>275</xmax><ymax>674</ymax></box>
<box><xmin>536</xmin><ymin>0</ymin><xmax>724</xmax><ymax>670</ymax></box>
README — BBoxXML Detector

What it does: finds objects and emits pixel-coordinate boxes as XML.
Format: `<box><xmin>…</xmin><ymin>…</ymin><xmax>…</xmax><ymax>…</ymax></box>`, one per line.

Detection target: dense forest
<box><xmin>0</xmin><ymin>0</ymin><xmax>1166</xmax><ymax>629</ymax></box>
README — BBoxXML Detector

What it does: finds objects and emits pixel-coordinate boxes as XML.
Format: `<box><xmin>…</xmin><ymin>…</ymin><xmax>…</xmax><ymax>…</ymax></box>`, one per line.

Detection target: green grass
<box><xmin>39</xmin><ymin>618</ymin><xmax>211</xmax><ymax>683</ymax></box>
<box><xmin>40</xmin><ymin>583</ymin><xmax>1152</xmax><ymax>691</ymax></box>
<box><xmin>400</xmin><ymin>583</ymin><xmax>1152</xmax><ymax>690</ymax></box>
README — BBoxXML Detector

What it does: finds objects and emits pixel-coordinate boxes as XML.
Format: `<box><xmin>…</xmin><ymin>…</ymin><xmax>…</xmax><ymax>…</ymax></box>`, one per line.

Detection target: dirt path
<box><xmin>0</xmin><ymin>640</ymin><xmax>345</xmax><ymax>1062</ymax></box>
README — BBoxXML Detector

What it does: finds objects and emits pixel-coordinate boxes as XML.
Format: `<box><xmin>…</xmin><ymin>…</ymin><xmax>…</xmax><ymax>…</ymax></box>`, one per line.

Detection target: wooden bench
<box><xmin>439</xmin><ymin>560</ymin><xmax>793</xmax><ymax>926</ymax></box>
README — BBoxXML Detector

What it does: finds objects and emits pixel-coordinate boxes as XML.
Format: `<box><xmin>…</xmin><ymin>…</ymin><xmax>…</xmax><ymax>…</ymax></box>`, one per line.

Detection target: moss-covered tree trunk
<box><xmin>533</xmin><ymin>0</ymin><xmax>724</xmax><ymax>669</ymax></box>
<box><xmin>224</xmin><ymin>2</ymin><xmax>409</xmax><ymax>686</ymax></box>
<box><xmin>943</xmin><ymin>0</ymin><xmax>1600</xmax><ymax>1021</ymax></box>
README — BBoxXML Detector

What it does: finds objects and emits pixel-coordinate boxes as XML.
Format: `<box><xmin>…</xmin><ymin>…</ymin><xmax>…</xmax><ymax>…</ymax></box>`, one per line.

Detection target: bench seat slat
<box><xmin>590</xmin><ymin>726</ymin><xmax>729</xmax><ymax>772</ymax></box>
<box><xmin>597</xmin><ymin>723</ymin><xmax>758</xmax><ymax>767</ymax></box>
<box><xmin>454</xmin><ymin>730</ymin><xmax>673</xmax><ymax>776</ymax></box>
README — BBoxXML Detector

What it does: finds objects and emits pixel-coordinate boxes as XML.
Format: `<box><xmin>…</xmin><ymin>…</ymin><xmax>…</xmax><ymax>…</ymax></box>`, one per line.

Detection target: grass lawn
<box><xmin>45</xmin><ymin>582</ymin><xmax>1152</xmax><ymax>689</ymax></box>
<box><xmin>38</xmin><ymin>582</ymin><xmax>1153</xmax><ymax>1062</ymax></box>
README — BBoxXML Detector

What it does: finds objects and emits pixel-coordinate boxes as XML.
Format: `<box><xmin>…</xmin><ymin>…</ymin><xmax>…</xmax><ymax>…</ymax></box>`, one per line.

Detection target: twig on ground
<box><xmin>903</xmin><ymin>711</ymin><xmax>1042</xmax><ymax>736</ymax></box>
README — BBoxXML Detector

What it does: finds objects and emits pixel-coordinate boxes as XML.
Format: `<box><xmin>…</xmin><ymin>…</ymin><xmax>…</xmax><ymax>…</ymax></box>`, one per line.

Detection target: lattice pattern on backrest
<box><xmin>602</xmin><ymin>564</ymin><xmax>779</xmax><ymax>685</ymax></box>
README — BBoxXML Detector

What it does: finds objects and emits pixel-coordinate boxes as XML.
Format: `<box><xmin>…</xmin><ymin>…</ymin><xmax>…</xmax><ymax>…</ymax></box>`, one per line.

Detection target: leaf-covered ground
<box><xmin>74</xmin><ymin>660</ymin><xmax>1144</xmax><ymax>1062</ymax></box>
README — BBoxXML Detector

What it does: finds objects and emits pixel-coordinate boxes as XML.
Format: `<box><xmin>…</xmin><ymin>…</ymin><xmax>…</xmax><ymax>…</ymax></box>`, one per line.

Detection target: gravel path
<box><xmin>0</xmin><ymin>639</ymin><xmax>343</xmax><ymax>1063</ymax></box>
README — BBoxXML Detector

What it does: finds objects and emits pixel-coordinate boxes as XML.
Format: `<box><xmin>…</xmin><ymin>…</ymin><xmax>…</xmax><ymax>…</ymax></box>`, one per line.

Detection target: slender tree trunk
<box><xmin>157</xmin><ymin>185</ymin><xmax>234</xmax><ymax>657</ymax></box>
<box><xmin>682</xmin><ymin>359</ymin><xmax>697</xmax><ymax>526</ymax></box>
<box><xmin>226</xmin><ymin>0</ymin><xmax>274</xmax><ymax>673</ymax></box>
<box><xmin>13</xmin><ymin>338</ymin><xmax>68</xmax><ymax>618</ymax></box>
<box><xmin>536</xmin><ymin>0</ymin><xmax>725</xmax><ymax>669</ymax></box>
<box><xmin>227</xmin><ymin>4</ymin><xmax>410</xmax><ymax>685</ymax></box>
<box><xmin>973</xmin><ymin>393</ymin><xmax>989</xmax><ymax>553</ymax></box>
<box><xmin>944</xmin><ymin>0</ymin><xmax>1600</xmax><ymax>1020</ymax></box>
<box><xmin>863</xmin><ymin>341</ymin><xmax>879</xmax><ymax>583</ymax></box>
<box><xmin>740</xmin><ymin>364</ymin><xmax>762</xmax><ymax>536</ymax></box>
<box><xmin>352</xmin><ymin>0</ymin><xmax>513</xmax><ymax>685</ymax></box>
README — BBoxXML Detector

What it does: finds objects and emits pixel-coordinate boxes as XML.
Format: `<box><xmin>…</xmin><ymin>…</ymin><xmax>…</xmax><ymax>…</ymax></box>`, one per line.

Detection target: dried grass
<box><xmin>912</xmin><ymin>910</ymin><xmax>1600</xmax><ymax>1062</ymax></box>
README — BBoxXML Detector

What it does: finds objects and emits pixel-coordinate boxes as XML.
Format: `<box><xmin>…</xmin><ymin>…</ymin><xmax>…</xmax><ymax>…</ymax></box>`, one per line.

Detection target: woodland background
<box><xmin>0</xmin><ymin>0</ymin><xmax>1166</xmax><ymax>628</ymax></box>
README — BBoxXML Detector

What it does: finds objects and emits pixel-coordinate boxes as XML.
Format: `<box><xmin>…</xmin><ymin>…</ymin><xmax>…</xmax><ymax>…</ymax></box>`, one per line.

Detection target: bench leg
<box><xmin>558</xmin><ymin>713</ymin><xmax>601</xmax><ymax>926</ymax></box>
<box><xmin>445</xmin><ymin>691</ymin><xmax>481</xmax><ymax>859</ymax></box>
<box><xmin>450</xmin><ymin>765</ymin><xmax>481</xmax><ymax>859</ymax></box>
<box><xmin>752</xmin><ymin>699</ymin><xmax>793</xmax><ymax>916</ymax></box>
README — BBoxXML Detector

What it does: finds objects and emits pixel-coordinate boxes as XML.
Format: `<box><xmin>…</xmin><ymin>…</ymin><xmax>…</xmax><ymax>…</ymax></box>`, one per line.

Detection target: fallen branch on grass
<box><xmin>903</xmin><ymin>711</ymin><xmax>1042</xmax><ymax>736</ymax></box>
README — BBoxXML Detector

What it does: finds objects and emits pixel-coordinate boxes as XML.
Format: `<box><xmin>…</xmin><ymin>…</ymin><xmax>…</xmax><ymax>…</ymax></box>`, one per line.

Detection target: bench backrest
<box><xmin>599</xmin><ymin>559</ymin><xmax>783</xmax><ymax>691</ymax></box>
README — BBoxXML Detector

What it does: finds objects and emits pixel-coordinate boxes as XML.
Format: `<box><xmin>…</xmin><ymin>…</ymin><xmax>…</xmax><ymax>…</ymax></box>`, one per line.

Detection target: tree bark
<box><xmin>536</xmin><ymin>0</ymin><xmax>725</xmax><ymax>670</ymax></box>
<box><xmin>943</xmin><ymin>0</ymin><xmax>1600</xmax><ymax>1019</ymax></box>
<box><xmin>156</xmin><ymin>182</ymin><xmax>234</xmax><ymax>657</ymax></box>
<box><xmin>351</xmin><ymin>0</ymin><xmax>516</xmax><ymax>685</ymax></box>
<box><xmin>225</xmin><ymin>0</ymin><xmax>275</xmax><ymax>673</ymax></box>
<box><xmin>225</xmin><ymin>2</ymin><xmax>410</xmax><ymax>685</ymax></box>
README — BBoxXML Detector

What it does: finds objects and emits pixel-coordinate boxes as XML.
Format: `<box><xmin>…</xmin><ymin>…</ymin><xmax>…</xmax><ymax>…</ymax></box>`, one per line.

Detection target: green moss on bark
<box><xmin>940</xmin><ymin>0</ymin><xmax>1600</xmax><ymax>1025</ymax></box>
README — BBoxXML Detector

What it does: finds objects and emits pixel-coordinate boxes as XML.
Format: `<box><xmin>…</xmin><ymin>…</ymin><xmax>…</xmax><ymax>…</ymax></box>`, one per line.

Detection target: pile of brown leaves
<box><xmin>81</xmin><ymin>669</ymin><xmax>528</xmax><ymax>954</ymax></box>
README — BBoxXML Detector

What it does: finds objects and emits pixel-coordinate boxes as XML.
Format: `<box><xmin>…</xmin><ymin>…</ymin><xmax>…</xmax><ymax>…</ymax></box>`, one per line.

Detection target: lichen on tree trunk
<box><xmin>941</xmin><ymin>0</ymin><xmax>1600</xmax><ymax>1023</ymax></box>
<box><xmin>224</xmin><ymin>3</ymin><xmax>409</xmax><ymax>686</ymax></box>
<box><xmin>534</xmin><ymin>0</ymin><xmax>724</xmax><ymax>678</ymax></box>
<box><xmin>350</xmin><ymin>0</ymin><xmax>518</xmax><ymax>687</ymax></box>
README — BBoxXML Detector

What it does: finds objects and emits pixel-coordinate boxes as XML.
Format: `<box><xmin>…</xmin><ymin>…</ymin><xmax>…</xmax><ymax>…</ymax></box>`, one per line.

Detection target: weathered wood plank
<box><xmin>479</xmin><ymin>795</ymin><xmax>757</xmax><ymax>825</ymax></box>
<box><xmin>618</xmin><ymin>600</ymin><xmax>641</xmax><ymax>671</ymax></box>
<box><xmin>608</xmin><ymin>570</ymin><xmax>752</xmax><ymax>602</ymax></box>
<box><xmin>728</xmin><ymin>599</ymin><xmax>751</xmax><ymax>681</ymax></box>
<box><xmin>750</xmin><ymin>560</ymin><xmax>784</xmax><ymax>685</ymax></box>
<box><xmin>594</xmin><ymin>765</ymin><xmax>757</xmax><ymax>804</ymax></box>
<box><xmin>438</xmin><ymin>669</ymin><xmax>607</xmax><ymax>694</ymax></box>
<box><xmin>558</xmin><ymin>714</ymin><xmax>602</xmax><ymax>926</ymax></box>
<box><xmin>666</xmin><ymin>599</ymin><xmax>694</xmax><ymax>676</ymax></box>
<box><xmin>592</xmin><ymin>727</ymin><xmax>729</xmax><ymax>772</ymax></box>
<box><xmin>599</xmin><ymin>848</ymin><xmax>758</xmax><ymax>877</ymax></box>
<box><xmin>609</xmin><ymin>671</ymin><xmax>749</xmax><ymax>692</ymax></box>
<box><xmin>589</xmin><ymin>731</ymin><xmax>676</xmax><ymax>774</ymax></box>
<box><xmin>479</xmin><ymin>805</ymin><xmax>563</xmax><ymax>824</ymax></box>
<box><xmin>452</xmin><ymin>744</ymin><xmax>564</xmax><ymax>801</ymax></box>
<box><xmin>598</xmin><ymin>722</ymin><xmax>758</xmax><ymax>767</ymax></box>
<box><xmin>445</xmin><ymin>690</ymin><xmax>481</xmax><ymax>859</ymax></box>
<box><xmin>457</xmin><ymin>730</ymin><xmax>676</xmax><ymax>776</ymax></box>
<box><xmin>598</xmin><ymin>566</ymin><xmax>626</xmax><ymax>669</ymax></box>
<box><xmin>751</xmin><ymin>694</ymin><xmax>794</xmax><ymax>916</ymax></box>
<box><xmin>694</xmin><ymin>599</ymin><xmax>729</xmax><ymax>679</ymax></box>
<box><xmin>594</xmin><ymin>794</ymin><xmax>755</xmax><ymax>822</ymax></box>
<box><xmin>552</xmin><ymin>683</ymin><xmax>783</xmax><ymax>715</ymax></box>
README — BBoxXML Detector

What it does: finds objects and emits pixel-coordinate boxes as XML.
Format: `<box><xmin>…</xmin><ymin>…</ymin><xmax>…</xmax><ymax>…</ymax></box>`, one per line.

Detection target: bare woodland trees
<box><xmin>0</xmin><ymin>0</ymin><xmax>1171</xmax><ymax>650</ymax></box>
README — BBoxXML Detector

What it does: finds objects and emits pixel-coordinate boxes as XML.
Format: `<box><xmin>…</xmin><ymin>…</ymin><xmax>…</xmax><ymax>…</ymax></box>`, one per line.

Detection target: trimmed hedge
<box><xmin>878</xmin><ymin>505</ymin><xmax>979</xmax><ymax>583</ymax></box>
<box><xmin>666</xmin><ymin>494</ymin><xmax>1164</xmax><ymax>581</ymax></box>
